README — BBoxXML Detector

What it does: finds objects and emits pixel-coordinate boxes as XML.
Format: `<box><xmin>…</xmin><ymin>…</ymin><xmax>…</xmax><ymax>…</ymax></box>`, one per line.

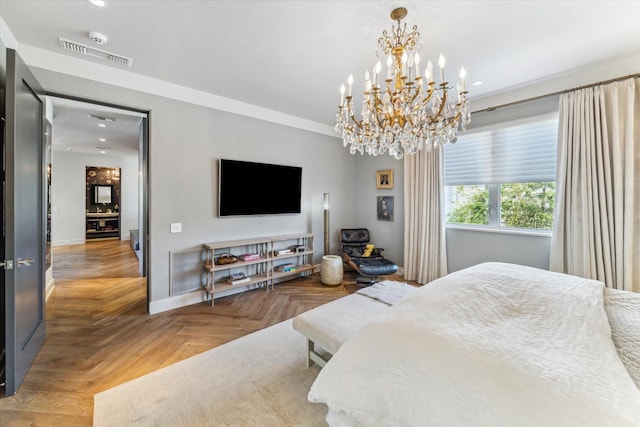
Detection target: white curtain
<box><xmin>550</xmin><ymin>77</ymin><xmax>639</xmax><ymax>292</ymax></box>
<box><xmin>403</xmin><ymin>148</ymin><xmax>447</xmax><ymax>284</ymax></box>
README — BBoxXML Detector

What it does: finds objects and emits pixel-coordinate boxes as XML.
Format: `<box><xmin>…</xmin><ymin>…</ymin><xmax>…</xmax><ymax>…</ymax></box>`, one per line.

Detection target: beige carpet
<box><xmin>93</xmin><ymin>319</ymin><xmax>328</xmax><ymax>426</ymax></box>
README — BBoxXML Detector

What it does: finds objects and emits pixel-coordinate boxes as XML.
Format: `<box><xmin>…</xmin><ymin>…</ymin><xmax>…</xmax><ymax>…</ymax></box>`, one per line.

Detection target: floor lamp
<box><xmin>323</xmin><ymin>193</ymin><xmax>330</xmax><ymax>255</ymax></box>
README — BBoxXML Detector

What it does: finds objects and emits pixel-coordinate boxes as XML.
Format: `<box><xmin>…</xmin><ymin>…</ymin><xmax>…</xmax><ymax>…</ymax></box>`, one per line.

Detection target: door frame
<box><xmin>45</xmin><ymin>92</ymin><xmax>151</xmax><ymax>311</ymax></box>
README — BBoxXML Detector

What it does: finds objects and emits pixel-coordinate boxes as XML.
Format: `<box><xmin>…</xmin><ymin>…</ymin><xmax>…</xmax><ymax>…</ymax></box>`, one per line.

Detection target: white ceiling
<box><xmin>2</xmin><ymin>0</ymin><xmax>640</xmax><ymax>154</ymax></box>
<box><xmin>48</xmin><ymin>97</ymin><xmax>143</xmax><ymax>155</ymax></box>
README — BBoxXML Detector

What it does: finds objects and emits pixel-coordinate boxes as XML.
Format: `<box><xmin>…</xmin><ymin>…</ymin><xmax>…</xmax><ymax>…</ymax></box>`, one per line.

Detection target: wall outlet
<box><xmin>170</xmin><ymin>223</ymin><xmax>182</xmax><ymax>233</ymax></box>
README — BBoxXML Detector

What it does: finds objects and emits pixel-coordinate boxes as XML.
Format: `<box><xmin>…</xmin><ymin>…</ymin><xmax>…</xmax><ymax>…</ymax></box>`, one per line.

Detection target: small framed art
<box><xmin>377</xmin><ymin>196</ymin><xmax>394</xmax><ymax>221</ymax></box>
<box><xmin>376</xmin><ymin>169</ymin><xmax>393</xmax><ymax>189</ymax></box>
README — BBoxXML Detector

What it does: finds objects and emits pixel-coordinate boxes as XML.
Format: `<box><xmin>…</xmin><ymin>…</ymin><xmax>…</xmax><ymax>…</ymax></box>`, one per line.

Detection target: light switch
<box><xmin>170</xmin><ymin>223</ymin><xmax>182</xmax><ymax>233</ymax></box>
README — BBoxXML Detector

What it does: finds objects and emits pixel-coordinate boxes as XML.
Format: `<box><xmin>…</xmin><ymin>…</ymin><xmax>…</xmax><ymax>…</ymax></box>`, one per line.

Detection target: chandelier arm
<box><xmin>433</xmin><ymin>86</ymin><xmax>448</xmax><ymax>121</ymax></box>
<box><xmin>344</xmin><ymin>97</ymin><xmax>364</xmax><ymax>129</ymax></box>
<box><xmin>408</xmin><ymin>85</ymin><xmax>421</xmax><ymax>104</ymax></box>
<box><xmin>349</xmin><ymin>112</ymin><xmax>363</xmax><ymax>129</ymax></box>
<box><xmin>372</xmin><ymin>93</ymin><xmax>386</xmax><ymax>128</ymax></box>
<box><xmin>447</xmin><ymin>111</ymin><xmax>462</xmax><ymax>125</ymax></box>
<box><xmin>419</xmin><ymin>88</ymin><xmax>435</xmax><ymax>110</ymax></box>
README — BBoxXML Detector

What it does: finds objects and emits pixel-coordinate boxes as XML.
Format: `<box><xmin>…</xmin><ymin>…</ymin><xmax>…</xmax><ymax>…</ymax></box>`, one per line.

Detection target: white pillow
<box><xmin>604</xmin><ymin>287</ymin><xmax>640</xmax><ymax>389</ymax></box>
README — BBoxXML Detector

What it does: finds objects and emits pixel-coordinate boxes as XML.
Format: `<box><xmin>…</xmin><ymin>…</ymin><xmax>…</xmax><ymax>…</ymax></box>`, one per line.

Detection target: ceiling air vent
<box><xmin>58</xmin><ymin>37</ymin><xmax>133</xmax><ymax>67</ymax></box>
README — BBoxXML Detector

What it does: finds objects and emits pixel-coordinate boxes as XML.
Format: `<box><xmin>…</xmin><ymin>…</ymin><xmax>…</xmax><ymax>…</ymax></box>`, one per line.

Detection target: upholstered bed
<box><xmin>307</xmin><ymin>262</ymin><xmax>640</xmax><ymax>426</ymax></box>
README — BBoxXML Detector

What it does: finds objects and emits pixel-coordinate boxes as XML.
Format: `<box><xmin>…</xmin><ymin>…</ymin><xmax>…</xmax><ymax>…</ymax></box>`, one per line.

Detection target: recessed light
<box><xmin>98</xmin><ymin>123</ymin><xmax>106</xmax><ymax>128</ymax></box>
<box><xmin>88</xmin><ymin>0</ymin><xmax>108</xmax><ymax>7</ymax></box>
<box><xmin>472</xmin><ymin>80</ymin><xmax>484</xmax><ymax>86</ymax></box>
<box><xmin>99</xmin><ymin>138</ymin><xmax>106</xmax><ymax>142</ymax></box>
<box><xmin>88</xmin><ymin>113</ymin><xmax>116</xmax><ymax>122</ymax></box>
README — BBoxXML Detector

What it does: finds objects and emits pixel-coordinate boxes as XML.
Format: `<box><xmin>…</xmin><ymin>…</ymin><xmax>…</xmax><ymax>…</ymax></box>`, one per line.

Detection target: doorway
<box><xmin>47</xmin><ymin>95</ymin><xmax>150</xmax><ymax>311</ymax></box>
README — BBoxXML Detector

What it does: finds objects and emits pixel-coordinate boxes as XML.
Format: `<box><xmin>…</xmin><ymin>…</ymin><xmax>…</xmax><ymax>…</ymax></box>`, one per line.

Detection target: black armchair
<box><xmin>340</xmin><ymin>228</ymin><xmax>398</xmax><ymax>284</ymax></box>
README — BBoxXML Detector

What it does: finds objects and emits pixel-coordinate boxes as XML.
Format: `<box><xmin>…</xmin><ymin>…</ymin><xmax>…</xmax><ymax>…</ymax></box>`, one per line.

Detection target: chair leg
<box><xmin>355</xmin><ymin>275</ymin><xmax>380</xmax><ymax>286</ymax></box>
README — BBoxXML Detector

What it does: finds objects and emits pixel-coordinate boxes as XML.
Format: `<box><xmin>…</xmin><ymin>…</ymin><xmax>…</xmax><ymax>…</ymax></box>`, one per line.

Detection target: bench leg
<box><xmin>306</xmin><ymin>339</ymin><xmax>329</xmax><ymax>368</ymax></box>
<box><xmin>306</xmin><ymin>339</ymin><xmax>313</xmax><ymax>368</ymax></box>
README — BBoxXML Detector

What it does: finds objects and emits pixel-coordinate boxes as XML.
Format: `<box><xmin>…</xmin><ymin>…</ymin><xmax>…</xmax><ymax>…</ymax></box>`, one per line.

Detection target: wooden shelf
<box><xmin>271</xmin><ymin>264</ymin><xmax>314</xmax><ymax>281</ymax></box>
<box><xmin>204</xmin><ymin>256</ymin><xmax>269</xmax><ymax>273</ymax></box>
<box><xmin>202</xmin><ymin>233</ymin><xmax>314</xmax><ymax>305</ymax></box>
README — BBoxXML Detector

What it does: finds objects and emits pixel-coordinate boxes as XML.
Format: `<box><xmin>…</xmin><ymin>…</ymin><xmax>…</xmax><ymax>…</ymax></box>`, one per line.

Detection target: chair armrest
<box><xmin>371</xmin><ymin>248</ymin><xmax>384</xmax><ymax>257</ymax></box>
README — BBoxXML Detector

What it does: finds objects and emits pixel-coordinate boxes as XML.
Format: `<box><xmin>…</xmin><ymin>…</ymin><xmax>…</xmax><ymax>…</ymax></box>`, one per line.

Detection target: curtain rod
<box><xmin>472</xmin><ymin>73</ymin><xmax>640</xmax><ymax>114</ymax></box>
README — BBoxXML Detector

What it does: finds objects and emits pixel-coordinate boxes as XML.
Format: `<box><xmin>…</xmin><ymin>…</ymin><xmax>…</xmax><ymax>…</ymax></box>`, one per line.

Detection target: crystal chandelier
<box><xmin>335</xmin><ymin>7</ymin><xmax>471</xmax><ymax>159</ymax></box>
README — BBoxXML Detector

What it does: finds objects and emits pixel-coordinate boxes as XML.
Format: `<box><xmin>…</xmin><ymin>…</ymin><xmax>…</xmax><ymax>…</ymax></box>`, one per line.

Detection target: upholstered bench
<box><xmin>292</xmin><ymin>293</ymin><xmax>390</xmax><ymax>368</ymax></box>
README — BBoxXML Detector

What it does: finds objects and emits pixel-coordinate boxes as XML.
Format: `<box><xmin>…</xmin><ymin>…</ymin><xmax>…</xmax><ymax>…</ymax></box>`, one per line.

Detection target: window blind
<box><xmin>444</xmin><ymin>114</ymin><xmax>558</xmax><ymax>185</ymax></box>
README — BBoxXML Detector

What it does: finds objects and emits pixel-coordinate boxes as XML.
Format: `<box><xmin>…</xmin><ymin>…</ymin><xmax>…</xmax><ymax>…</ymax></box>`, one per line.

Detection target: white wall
<box><xmin>446</xmin><ymin>228</ymin><xmax>551</xmax><ymax>272</ymax></box>
<box><xmin>51</xmin><ymin>151</ymin><xmax>139</xmax><ymax>245</ymax></box>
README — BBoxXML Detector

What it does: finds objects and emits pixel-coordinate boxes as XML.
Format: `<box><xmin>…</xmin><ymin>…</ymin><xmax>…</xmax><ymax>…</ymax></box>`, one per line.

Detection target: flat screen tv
<box><xmin>218</xmin><ymin>159</ymin><xmax>302</xmax><ymax>216</ymax></box>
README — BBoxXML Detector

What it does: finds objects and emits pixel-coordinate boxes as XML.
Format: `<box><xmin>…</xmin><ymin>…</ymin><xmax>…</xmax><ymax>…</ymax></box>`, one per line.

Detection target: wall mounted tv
<box><xmin>218</xmin><ymin>159</ymin><xmax>302</xmax><ymax>216</ymax></box>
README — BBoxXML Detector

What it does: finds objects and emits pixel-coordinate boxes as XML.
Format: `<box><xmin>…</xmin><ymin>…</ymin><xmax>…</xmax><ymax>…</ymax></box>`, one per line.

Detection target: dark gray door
<box><xmin>3</xmin><ymin>48</ymin><xmax>46</xmax><ymax>396</ymax></box>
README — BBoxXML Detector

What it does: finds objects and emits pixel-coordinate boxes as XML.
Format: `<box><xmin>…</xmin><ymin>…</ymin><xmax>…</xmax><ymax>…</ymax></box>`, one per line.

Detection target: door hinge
<box><xmin>0</xmin><ymin>260</ymin><xmax>14</xmax><ymax>270</ymax></box>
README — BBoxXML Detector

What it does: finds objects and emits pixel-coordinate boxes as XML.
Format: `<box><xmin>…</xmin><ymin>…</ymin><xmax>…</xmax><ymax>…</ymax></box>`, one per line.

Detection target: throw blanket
<box><xmin>309</xmin><ymin>262</ymin><xmax>640</xmax><ymax>426</ymax></box>
<box><xmin>356</xmin><ymin>280</ymin><xmax>417</xmax><ymax>305</ymax></box>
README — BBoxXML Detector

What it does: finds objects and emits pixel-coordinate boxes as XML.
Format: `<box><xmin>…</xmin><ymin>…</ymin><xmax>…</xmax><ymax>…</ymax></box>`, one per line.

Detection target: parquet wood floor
<box><xmin>0</xmin><ymin>240</ymin><xmax>397</xmax><ymax>426</ymax></box>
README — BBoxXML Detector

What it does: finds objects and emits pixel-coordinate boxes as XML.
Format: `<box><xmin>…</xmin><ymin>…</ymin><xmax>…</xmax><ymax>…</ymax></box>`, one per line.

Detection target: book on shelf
<box><xmin>274</xmin><ymin>249</ymin><xmax>293</xmax><ymax>256</ymax></box>
<box><xmin>228</xmin><ymin>272</ymin><xmax>250</xmax><ymax>284</ymax></box>
<box><xmin>239</xmin><ymin>253</ymin><xmax>261</xmax><ymax>261</ymax></box>
<box><xmin>276</xmin><ymin>263</ymin><xmax>296</xmax><ymax>273</ymax></box>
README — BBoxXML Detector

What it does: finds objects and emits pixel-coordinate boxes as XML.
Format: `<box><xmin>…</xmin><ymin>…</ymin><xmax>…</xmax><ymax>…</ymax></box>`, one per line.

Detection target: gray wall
<box><xmin>31</xmin><ymin>68</ymin><xmax>357</xmax><ymax>308</ymax></box>
<box><xmin>353</xmin><ymin>155</ymin><xmax>404</xmax><ymax>266</ymax></box>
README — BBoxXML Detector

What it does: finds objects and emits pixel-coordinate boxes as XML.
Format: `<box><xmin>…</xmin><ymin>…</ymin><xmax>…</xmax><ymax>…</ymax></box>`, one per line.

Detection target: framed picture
<box><xmin>377</xmin><ymin>196</ymin><xmax>394</xmax><ymax>221</ymax></box>
<box><xmin>376</xmin><ymin>169</ymin><xmax>393</xmax><ymax>189</ymax></box>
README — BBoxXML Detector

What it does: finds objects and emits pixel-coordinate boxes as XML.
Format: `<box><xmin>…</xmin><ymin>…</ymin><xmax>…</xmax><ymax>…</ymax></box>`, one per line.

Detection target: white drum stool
<box><xmin>320</xmin><ymin>255</ymin><xmax>343</xmax><ymax>286</ymax></box>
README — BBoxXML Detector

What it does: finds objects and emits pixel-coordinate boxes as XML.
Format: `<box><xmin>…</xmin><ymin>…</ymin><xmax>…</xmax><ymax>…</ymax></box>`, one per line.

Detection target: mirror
<box><xmin>94</xmin><ymin>185</ymin><xmax>112</xmax><ymax>204</ymax></box>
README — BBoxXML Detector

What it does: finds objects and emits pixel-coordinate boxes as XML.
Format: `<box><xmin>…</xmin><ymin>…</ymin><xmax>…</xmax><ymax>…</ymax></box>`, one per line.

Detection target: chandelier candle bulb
<box><xmin>414</xmin><ymin>52</ymin><xmax>421</xmax><ymax>77</ymax></box>
<box><xmin>347</xmin><ymin>74</ymin><xmax>353</xmax><ymax>97</ymax></box>
<box><xmin>459</xmin><ymin>66</ymin><xmax>466</xmax><ymax>92</ymax></box>
<box><xmin>374</xmin><ymin>60</ymin><xmax>382</xmax><ymax>87</ymax></box>
<box><xmin>427</xmin><ymin>60</ymin><xmax>434</xmax><ymax>84</ymax></box>
<box><xmin>401</xmin><ymin>51</ymin><xmax>408</xmax><ymax>77</ymax></box>
<box><xmin>340</xmin><ymin>84</ymin><xmax>345</xmax><ymax>105</ymax></box>
<box><xmin>407</xmin><ymin>53</ymin><xmax>414</xmax><ymax>80</ymax></box>
<box><xmin>439</xmin><ymin>54</ymin><xmax>446</xmax><ymax>82</ymax></box>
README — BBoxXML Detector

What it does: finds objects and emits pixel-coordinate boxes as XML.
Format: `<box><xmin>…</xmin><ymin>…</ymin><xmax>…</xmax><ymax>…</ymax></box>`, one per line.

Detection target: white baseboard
<box><xmin>149</xmin><ymin>290</ymin><xmax>206</xmax><ymax>314</ymax></box>
<box><xmin>52</xmin><ymin>239</ymin><xmax>85</xmax><ymax>246</ymax></box>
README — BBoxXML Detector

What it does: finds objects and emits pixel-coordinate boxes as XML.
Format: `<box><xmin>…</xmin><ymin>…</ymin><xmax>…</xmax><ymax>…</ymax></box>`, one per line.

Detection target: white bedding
<box><xmin>308</xmin><ymin>262</ymin><xmax>640</xmax><ymax>426</ymax></box>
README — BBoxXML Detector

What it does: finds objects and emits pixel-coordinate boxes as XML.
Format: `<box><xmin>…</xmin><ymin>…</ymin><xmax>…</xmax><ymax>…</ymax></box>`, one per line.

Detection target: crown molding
<box><xmin>12</xmin><ymin>42</ymin><xmax>336</xmax><ymax>138</ymax></box>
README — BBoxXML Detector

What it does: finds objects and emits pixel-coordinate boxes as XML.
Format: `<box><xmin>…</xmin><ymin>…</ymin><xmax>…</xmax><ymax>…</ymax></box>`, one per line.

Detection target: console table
<box><xmin>202</xmin><ymin>233</ymin><xmax>314</xmax><ymax>305</ymax></box>
<box><xmin>86</xmin><ymin>212</ymin><xmax>120</xmax><ymax>240</ymax></box>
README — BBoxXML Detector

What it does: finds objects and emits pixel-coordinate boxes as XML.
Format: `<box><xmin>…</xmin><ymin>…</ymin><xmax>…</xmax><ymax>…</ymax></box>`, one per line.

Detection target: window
<box><xmin>444</xmin><ymin>114</ymin><xmax>558</xmax><ymax>231</ymax></box>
